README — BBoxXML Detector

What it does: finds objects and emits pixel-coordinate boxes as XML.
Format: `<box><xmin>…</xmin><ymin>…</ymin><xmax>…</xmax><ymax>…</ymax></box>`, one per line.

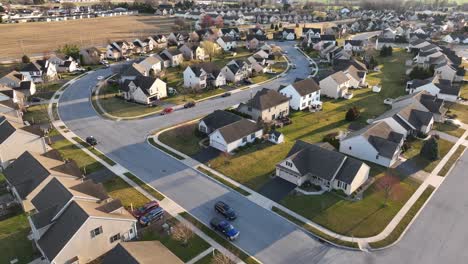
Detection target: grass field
<box><xmin>0</xmin><ymin>15</ymin><xmax>175</xmax><ymax>60</ymax></box>
<box><xmin>0</xmin><ymin>212</ymin><xmax>36</xmax><ymax>264</ymax></box>
<box><xmin>402</xmin><ymin>137</ymin><xmax>454</xmax><ymax>173</ymax></box>
<box><xmin>159</xmin><ymin>123</ymin><xmax>203</xmax><ymax>156</ymax></box>
<box><xmin>102</xmin><ymin>176</ymin><xmax>150</xmax><ymax>209</ymax></box>
<box><xmin>434</xmin><ymin>123</ymin><xmax>465</xmax><ymax>138</ymax></box>
<box><xmin>51</xmin><ymin>138</ymin><xmax>105</xmax><ymax>174</ymax></box>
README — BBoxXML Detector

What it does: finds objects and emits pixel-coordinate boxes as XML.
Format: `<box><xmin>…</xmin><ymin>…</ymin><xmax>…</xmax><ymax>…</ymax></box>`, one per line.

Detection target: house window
<box><xmin>376</xmin><ymin>154</ymin><xmax>380</xmax><ymax>160</ymax></box>
<box><xmin>286</xmin><ymin>161</ymin><xmax>293</xmax><ymax>167</ymax></box>
<box><xmin>110</xmin><ymin>233</ymin><xmax>121</xmax><ymax>243</ymax></box>
<box><xmin>349</xmin><ymin>146</ymin><xmax>352</xmax><ymax>150</ymax></box>
<box><xmin>90</xmin><ymin>226</ymin><xmax>103</xmax><ymax>238</ymax></box>
<box><xmin>242</xmin><ymin>137</ymin><xmax>247</xmax><ymax>143</ymax></box>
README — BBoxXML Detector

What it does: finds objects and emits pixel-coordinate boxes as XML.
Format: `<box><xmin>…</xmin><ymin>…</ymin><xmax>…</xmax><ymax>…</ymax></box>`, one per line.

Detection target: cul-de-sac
<box><xmin>0</xmin><ymin>0</ymin><xmax>467</xmax><ymax>263</ymax></box>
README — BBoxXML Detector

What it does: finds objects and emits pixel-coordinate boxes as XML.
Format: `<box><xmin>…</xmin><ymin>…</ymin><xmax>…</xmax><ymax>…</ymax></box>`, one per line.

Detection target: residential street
<box><xmin>58</xmin><ymin>42</ymin><xmax>468</xmax><ymax>264</ymax></box>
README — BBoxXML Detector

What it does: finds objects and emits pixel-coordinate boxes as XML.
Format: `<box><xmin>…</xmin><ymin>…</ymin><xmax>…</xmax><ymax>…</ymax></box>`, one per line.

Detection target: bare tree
<box><xmin>171</xmin><ymin>222</ymin><xmax>194</xmax><ymax>247</ymax></box>
<box><xmin>201</xmin><ymin>41</ymin><xmax>220</xmax><ymax>61</ymax></box>
<box><xmin>212</xmin><ymin>252</ymin><xmax>233</xmax><ymax>264</ymax></box>
<box><xmin>374</xmin><ymin>173</ymin><xmax>403</xmax><ymax>207</ymax></box>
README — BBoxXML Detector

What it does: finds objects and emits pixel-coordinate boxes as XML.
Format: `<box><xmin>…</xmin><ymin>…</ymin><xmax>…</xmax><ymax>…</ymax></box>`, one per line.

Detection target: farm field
<box><xmin>0</xmin><ymin>15</ymin><xmax>176</xmax><ymax>60</ymax></box>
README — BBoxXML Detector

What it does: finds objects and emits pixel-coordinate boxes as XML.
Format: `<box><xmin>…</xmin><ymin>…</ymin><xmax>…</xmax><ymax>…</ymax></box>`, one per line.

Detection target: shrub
<box><xmin>345</xmin><ymin>106</ymin><xmax>360</xmax><ymax>121</ymax></box>
<box><xmin>420</xmin><ymin>136</ymin><xmax>439</xmax><ymax>161</ymax></box>
<box><xmin>323</xmin><ymin>132</ymin><xmax>340</xmax><ymax>149</ymax></box>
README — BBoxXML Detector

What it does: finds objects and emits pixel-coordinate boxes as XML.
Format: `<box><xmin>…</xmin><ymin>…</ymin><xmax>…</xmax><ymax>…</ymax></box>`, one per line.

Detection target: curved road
<box><xmin>58</xmin><ymin>42</ymin><xmax>468</xmax><ymax>264</ymax></box>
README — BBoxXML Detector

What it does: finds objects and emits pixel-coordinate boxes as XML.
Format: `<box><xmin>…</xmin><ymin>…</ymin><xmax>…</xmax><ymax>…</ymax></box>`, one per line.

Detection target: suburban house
<box><xmin>302</xmin><ymin>28</ymin><xmax>321</xmax><ymax>40</ymax></box>
<box><xmin>138</xmin><ymin>56</ymin><xmax>162</xmax><ymax>75</ymax></box>
<box><xmin>79</xmin><ymin>47</ymin><xmax>104</xmax><ymax>65</ymax></box>
<box><xmin>48</xmin><ymin>55</ymin><xmax>78</xmax><ymax>73</ymax></box>
<box><xmin>183</xmin><ymin>62</ymin><xmax>226</xmax><ymax>89</ymax></box>
<box><xmin>3</xmin><ymin>151</ymin><xmax>82</xmax><ymax>211</ymax></box>
<box><xmin>208</xmin><ymin>118</ymin><xmax>263</xmax><ymax>153</ymax></box>
<box><xmin>237</xmin><ymin>88</ymin><xmax>290</xmax><ymax>122</ymax></box>
<box><xmin>279</xmin><ymin>78</ymin><xmax>321</xmax><ymax>111</ymax></box>
<box><xmin>276</xmin><ymin>140</ymin><xmax>370</xmax><ymax>195</ymax></box>
<box><xmin>343</xmin><ymin>65</ymin><xmax>366</xmax><ymax>88</ymax></box>
<box><xmin>35</xmin><ymin>199</ymin><xmax>137</xmax><ymax>264</ymax></box>
<box><xmin>245</xmin><ymin>35</ymin><xmax>268</xmax><ymax>50</ymax></box>
<box><xmin>0</xmin><ymin>71</ymin><xmax>27</xmax><ymax>88</ymax></box>
<box><xmin>391</xmin><ymin>91</ymin><xmax>447</xmax><ymax>122</ymax></box>
<box><xmin>121</xmin><ymin>76</ymin><xmax>167</xmax><ymax>104</ymax></box>
<box><xmin>103</xmin><ymin>241</ymin><xmax>183</xmax><ymax>264</ymax></box>
<box><xmin>179</xmin><ymin>44</ymin><xmax>207</xmax><ymax>61</ymax></box>
<box><xmin>220</xmin><ymin>28</ymin><xmax>240</xmax><ymax>39</ymax></box>
<box><xmin>406</xmin><ymin>75</ymin><xmax>460</xmax><ymax>102</ymax></box>
<box><xmin>433</xmin><ymin>63</ymin><xmax>465</xmax><ymax>83</ymax></box>
<box><xmin>216</xmin><ymin>36</ymin><xmax>237</xmax><ymax>51</ymax></box>
<box><xmin>121</xmin><ymin>63</ymin><xmax>149</xmax><ymax>82</ymax></box>
<box><xmin>160</xmin><ymin>49</ymin><xmax>184</xmax><ymax>67</ymax></box>
<box><xmin>344</xmin><ymin>40</ymin><xmax>364</xmax><ymax>52</ymax></box>
<box><xmin>319</xmin><ymin>71</ymin><xmax>351</xmax><ymax>99</ymax></box>
<box><xmin>198</xmin><ymin>110</ymin><xmax>242</xmax><ymax>135</ymax></box>
<box><xmin>280</xmin><ymin>28</ymin><xmax>296</xmax><ymax>40</ymax></box>
<box><xmin>222</xmin><ymin>60</ymin><xmax>251</xmax><ymax>83</ymax></box>
<box><xmin>339</xmin><ymin>121</ymin><xmax>405</xmax><ymax>167</ymax></box>
<box><xmin>106</xmin><ymin>41</ymin><xmax>132</xmax><ymax>60</ymax></box>
<box><xmin>20</xmin><ymin>60</ymin><xmax>57</xmax><ymax>83</ymax></box>
<box><xmin>0</xmin><ymin>115</ymin><xmax>48</xmax><ymax>168</ymax></box>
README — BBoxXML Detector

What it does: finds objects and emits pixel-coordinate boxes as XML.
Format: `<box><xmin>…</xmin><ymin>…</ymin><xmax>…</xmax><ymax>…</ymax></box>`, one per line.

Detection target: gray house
<box><xmin>237</xmin><ymin>88</ymin><xmax>290</xmax><ymax>122</ymax></box>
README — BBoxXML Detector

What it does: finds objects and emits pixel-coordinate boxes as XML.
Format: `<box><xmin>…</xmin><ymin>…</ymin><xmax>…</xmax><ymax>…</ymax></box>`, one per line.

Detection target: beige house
<box><xmin>79</xmin><ymin>47</ymin><xmax>104</xmax><ymax>65</ymax></box>
<box><xmin>121</xmin><ymin>76</ymin><xmax>167</xmax><ymax>104</ymax></box>
<box><xmin>276</xmin><ymin>141</ymin><xmax>370</xmax><ymax>195</ymax></box>
<box><xmin>319</xmin><ymin>71</ymin><xmax>350</xmax><ymax>99</ymax></box>
<box><xmin>0</xmin><ymin>115</ymin><xmax>48</xmax><ymax>168</ymax></box>
<box><xmin>237</xmin><ymin>88</ymin><xmax>290</xmax><ymax>122</ymax></box>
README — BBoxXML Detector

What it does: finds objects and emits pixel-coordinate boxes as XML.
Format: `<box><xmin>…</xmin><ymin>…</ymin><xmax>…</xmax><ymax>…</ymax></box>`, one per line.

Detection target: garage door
<box><xmin>210</xmin><ymin>139</ymin><xmax>226</xmax><ymax>152</ymax></box>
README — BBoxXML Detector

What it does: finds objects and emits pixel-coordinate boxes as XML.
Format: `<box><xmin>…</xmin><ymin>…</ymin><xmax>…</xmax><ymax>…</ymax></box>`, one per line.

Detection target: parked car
<box><xmin>97</xmin><ymin>76</ymin><xmax>104</xmax><ymax>80</ymax></box>
<box><xmin>210</xmin><ymin>217</ymin><xmax>240</xmax><ymax>241</ymax></box>
<box><xmin>291</xmin><ymin>64</ymin><xmax>297</xmax><ymax>69</ymax></box>
<box><xmin>86</xmin><ymin>136</ymin><xmax>97</xmax><ymax>146</ymax></box>
<box><xmin>184</xmin><ymin>101</ymin><xmax>196</xmax><ymax>108</ymax></box>
<box><xmin>221</xmin><ymin>92</ymin><xmax>232</xmax><ymax>98</ymax></box>
<box><xmin>132</xmin><ymin>201</ymin><xmax>159</xmax><ymax>219</ymax></box>
<box><xmin>30</xmin><ymin>97</ymin><xmax>42</xmax><ymax>103</ymax></box>
<box><xmin>139</xmin><ymin>207</ymin><xmax>164</xmax><ymax>226</ymax></box>
<box><xmin>214</xmin><ymin>201</ymin><xmax>237</xmax><ymax>220</ymax></box>
<box><xmin>161</xmin><ymin>107</ymin><xmax>173</xmax><ymax>115</ymax></box>
<box><xmin>445</xmin><ymin>119</ymin><xmax>462</xmax><ymax>127</ymax></box>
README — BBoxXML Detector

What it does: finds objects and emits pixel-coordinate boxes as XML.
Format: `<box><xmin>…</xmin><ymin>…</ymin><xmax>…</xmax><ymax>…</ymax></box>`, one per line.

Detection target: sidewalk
<box><xmin>152</xmin><ymin>123</ymin><xmax>468</xmax><ymax>250</ymax></box>
<box><xmin>48</xmin><ymin>78</ymin><xmax>246</xmax><ymax>264</ymax></box>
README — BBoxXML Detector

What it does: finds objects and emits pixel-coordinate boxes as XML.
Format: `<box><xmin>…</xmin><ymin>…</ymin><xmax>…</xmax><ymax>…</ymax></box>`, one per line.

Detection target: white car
<box><xmin>445</xmin><ymin>119</ymin><xmax>462</xmax><ymax>127</ymax></box>
<box><xmin>383</xmin><ymin>98</ymin><xmax>393</xmax><ymax>105</ymax></box>
<box><xmin>97</xmin><ymin>76</ymin><xmax>104</xmax><ymax>80</ymax></box>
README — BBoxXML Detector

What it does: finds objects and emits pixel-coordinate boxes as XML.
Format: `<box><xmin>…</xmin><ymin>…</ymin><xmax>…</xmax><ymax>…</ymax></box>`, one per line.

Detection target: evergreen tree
<box><xmin>21</xmin><ymin>55</ymin><xmax>30</xmax><ymax>64</ymax></box>
<box><xmin>420</xmin><ymin>136</ymin><xmax>439</xmax><ymax>161</ymax></box>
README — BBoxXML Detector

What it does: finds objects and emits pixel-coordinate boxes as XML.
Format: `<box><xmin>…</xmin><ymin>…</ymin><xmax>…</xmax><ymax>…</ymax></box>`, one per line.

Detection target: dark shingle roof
<box><xmin>335</xmin><ymin>158</ymin><xmax>365</xmax><ymax>185</ymax></box>
<box><xmin>201</xmin><ymin>110</ymin><xmax>242</xmax><ymax>132</ymax></box>
<box><xmin>286</xmin><ymin>79</ymin><xmax>320</xmax><ymax>96</ymax></box>
<box><xmin>217</xmin><ymin>119</ymin><xmax>262</xmax><ymax>144</ymax></box>
<box><xmin>0</xmin><ymin>116</ymin><xmax>16</xmax><ymax>144</ymax></box>
<box><xmin>242</xmin><ymin>88</ymin><xmax>289</xmax><ymax>111</ymax></box>
<box><xmin>103</xmin><ymin>241</ymin><xmax>183</xmax><ymax>264</ymax></box>
<box><xmin>351</xmin><ymin>122</ymin><xmax>404</xmax><ymax>159</ymax></box>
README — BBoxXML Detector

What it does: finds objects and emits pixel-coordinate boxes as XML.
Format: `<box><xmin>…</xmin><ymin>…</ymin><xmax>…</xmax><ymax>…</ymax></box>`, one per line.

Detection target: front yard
<box><xmin>159</xmin><ymin>123</ymin><xmax>204</xmax><ymax>157</ymax></box>
<box><xmin>434</xmin><ymin>122</ymin><xmax>465</xmax><ymax>138</ymax></box>
<box><xmin>446</xmin><ymin>103</ymin><xmax>468</xmax><ymax>124</ymax></box>
<box><xmin>402</xmin><ymin>137</ymin><xmax>454</xmax><ymax>173</ymax></box>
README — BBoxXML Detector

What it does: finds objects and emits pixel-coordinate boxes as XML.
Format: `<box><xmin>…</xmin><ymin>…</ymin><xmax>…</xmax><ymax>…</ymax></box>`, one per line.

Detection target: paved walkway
<box><xmin>152</xmin><ymin>123</ymin><xmax>468</xmax><ymax>249</ymax></box>
<box><xmin>47</xmin><ymin>76</ymin><xmax>246</xmax><ymax>264</ymax></box>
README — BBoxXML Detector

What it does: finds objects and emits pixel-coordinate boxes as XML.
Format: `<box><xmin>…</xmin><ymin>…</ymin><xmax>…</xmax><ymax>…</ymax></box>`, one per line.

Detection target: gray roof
<box><xmin>393</xmin><ymin>91</ymin><xmax>446</xmax><ymax>115</ymax></box>
<box><xmin>103</xmin><ymin>241</ymin><xmax>183</xmax><ymax>264</ymax></box>
<box><xmin>285</xmin><ymin>78</ymin><xmax>320</xmax><ymax>96</ymax></box>
<box><xmin>123</xmin><ymin>63</ymin><xmax>147</xmax><ymax>77</ymax></box>
<box><xmin>242</xmin><ymin>88</ymin><xmax>289</xmax><ymax>111</ymax></box>
<box><xmin>217</xmin><ymin>119</ymin><xmax>262</xmax><ymax>144</ymax></box>
<box><xmin>201</xmin><ymin>110</ymin><xmax>242</xmax><ymax>132</ymax></box>
<box><xmin>335</xmin><ymin>158</ymin><xmax>366</xmax><ymax>185</ymax></box>
<box><xmin>38</xmin><ymin>201</ymin><xmax>89</xmax><ymax>261</ymax></box>
<box><xmin>3</xmin><ymin>151</ymin><xmax>51</xmax><ymax>199</ymax></box>
<box><xmin>0</xmin><ymin>115</ymin><xmax>16</xmax><ymax>144</ymax></box>
<box><xmin>285</xmin><ymin>140</ymin><xmax>346</xmax><ymax>181</ymax></box>
<box><xmin>122</xmin><ymin>76</ymin><xmax>158</xmax><ymax>96</ymax></box>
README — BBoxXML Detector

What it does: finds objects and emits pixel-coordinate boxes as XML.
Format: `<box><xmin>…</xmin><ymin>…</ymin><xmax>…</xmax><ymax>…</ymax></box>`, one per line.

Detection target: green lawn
<box><xmin>94</xmin><ymin>84</ymin><xmax>162</xmax><ymax>118</ymax></box>
<box><xmin>459</xmin><ymin>83</ymin><xmax>468</xmax><ymax>99</ymax></box>
<box><xmin>23</xmin><ymin>105</ymin><xmax>50</xmax><ymax>125</ymax></box>
<box><xmin>72</xmin><ymin>137</ymin><xmax>116</xmax><ymax>166</ymax></box>
<box><xmin>148</xmin><ymin>137</ymin><xmax>185</xmax><ymax>160</ymax></box>
<box><xmin>403</xmin><ymin>138</ymin><xmax>454</xmax><ymax>173</ymax></box>
<box><xmin>434</xmin><ymin>123</ymin><xmax>466</xmax><ymax>138</ymax></box>
<box><xmin>159</xmin><ymin>123</ymin><xmax>203</xmax><ymax>156</ymax></box>
<box><xmin>280</xmin><ymin>167</ymin><xmax>420</xmax><ymax>237</ymax></box>
<box><xmin>0</xmin><ymin>212</ymin><xmax>37</xmax><ymax>264</ymax></box>
<box><xmin>439</xmin><ymin>145</ymin><xmax>466</xmax><ymax>177</ymax></box>
<box><xmin>102</xmin><ymin>176</ymin><xmax>150</xmax><ymax>209</ymax></box>
<box><xmin>447</xmin><ymin>103</ymin><xmax>468</xmax><ymax>124</ymax></box>
<box><xmin>140</xmin><ymin>217</ymin><xmax>211</xmax><ymax>262</ymax></box>
<box><xmin>194</xmin><ymin>249</ymin><xmax>223</xmax><ymax>264</ymax></box>
<box><xmin>369</xmin><ymin>186</ymin><xmax>434</xmax><ymax>249</ymax></box>
<box><xmin>197</xmin><ymin>167</ymin><xmax>251</xmax><ymax>196</ymax></box>
<box><xmin>51</xmin><ymin>138</ymin><xmax>104</xmax><ymax>175</ymax></box>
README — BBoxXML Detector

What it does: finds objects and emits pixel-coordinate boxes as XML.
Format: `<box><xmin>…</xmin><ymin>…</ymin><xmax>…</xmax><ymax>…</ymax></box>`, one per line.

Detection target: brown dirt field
<box><xmin>0</xmin><ymin>15</ymin><xmax>176</xmax><ymax>61</ymax></box>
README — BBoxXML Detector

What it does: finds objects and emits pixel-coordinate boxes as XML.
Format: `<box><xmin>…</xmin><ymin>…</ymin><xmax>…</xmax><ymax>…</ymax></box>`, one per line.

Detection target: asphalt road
<box><xmin>58</xmin><ymin>41</ymin><xmax>468</xmax><ymax>264</ymax></box>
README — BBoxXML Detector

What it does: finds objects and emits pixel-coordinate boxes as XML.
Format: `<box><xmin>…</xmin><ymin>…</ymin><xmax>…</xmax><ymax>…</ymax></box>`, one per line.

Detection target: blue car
<box><xmin>210</xmin><ymin>217</ymin><xmax>240</xmax><ymax>241</ymax></box>
<box><xmin>139</xmin><ymin>207</ymin><xmax>164</xmax><ymax>226</ymax></box>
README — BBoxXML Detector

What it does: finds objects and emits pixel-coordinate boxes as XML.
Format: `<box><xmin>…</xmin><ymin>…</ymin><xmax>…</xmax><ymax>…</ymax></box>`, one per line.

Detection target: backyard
<box><xmin>0</xmin><ymin>212</ymin><xmax>37</xmax><ymax>264</ymax></box>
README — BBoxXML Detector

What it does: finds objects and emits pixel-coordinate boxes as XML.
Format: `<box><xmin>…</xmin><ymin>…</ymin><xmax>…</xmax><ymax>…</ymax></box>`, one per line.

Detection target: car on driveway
<box><xmin>214</xmin><ymin>201</ymin><xmax>237</xmax><ymax>220</ymax></box>
<box><xmin>184</xmin><ymin>102</ymin><xmax>196</xmax><ymax>108</ymax></box>
<box><xmin>161</xmin><ymin>107</ymin><xmax>173</xmax><ymax>115</ymax></box>
<box><xmin>86</xmin><ymin>136</ymin><xmax>97</xmax><ymax>146</ymax></box>
<box><xmin>132</xmin><ymin>201</ymin><xmax>159</xmax><ymax>219</ymax></box>
<box><xmin>446</xmin><ymin>119</ymin><xmax>462</xmax><ymax>127</ymax></box>
<box><xmin>221</xmin><ymin>92</ymin><xmax>231</xmax><ymax>97</ymax></box>
<box><xmin>139</xmin><ymin>207</ymin><xmax>164</xmax><ymax>226</ymax></box>
<box><xmin>210</xmin><ymin>217</ymin><xmax>239</xmax><ymax>241</ymax></box>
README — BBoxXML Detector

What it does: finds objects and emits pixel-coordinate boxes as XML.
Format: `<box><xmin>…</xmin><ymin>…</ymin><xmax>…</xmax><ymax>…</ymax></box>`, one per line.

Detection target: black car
<box><xmin>184</xmin><ymin>101</ymin><xmax>196</xmax><ymax>108</ymax></box>
<box><xmin>214</xmin><ymin>201</ymin><xmax>237</xmax><ymax>220</ymax></box>
<box><xmin>221</xmin><ymin>92</ymin><xmax>231</xmax><ymax>97</ymax></box>
<box><xmin>30</xmin><ymin>97</ymin><xmax>42</xmax><ymax>103</ymax></box>
<box><xmin>86</xmin><ymin>136</ymin><xmax>97</xmax><ymax>146</ymax></box>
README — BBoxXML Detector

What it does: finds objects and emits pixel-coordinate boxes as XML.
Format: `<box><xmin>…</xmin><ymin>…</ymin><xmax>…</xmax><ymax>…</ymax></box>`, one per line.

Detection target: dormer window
<box><xmin>285</xmin><ymin>161</ymin><xmax>293</xmax><ymax>167</ymax></box>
